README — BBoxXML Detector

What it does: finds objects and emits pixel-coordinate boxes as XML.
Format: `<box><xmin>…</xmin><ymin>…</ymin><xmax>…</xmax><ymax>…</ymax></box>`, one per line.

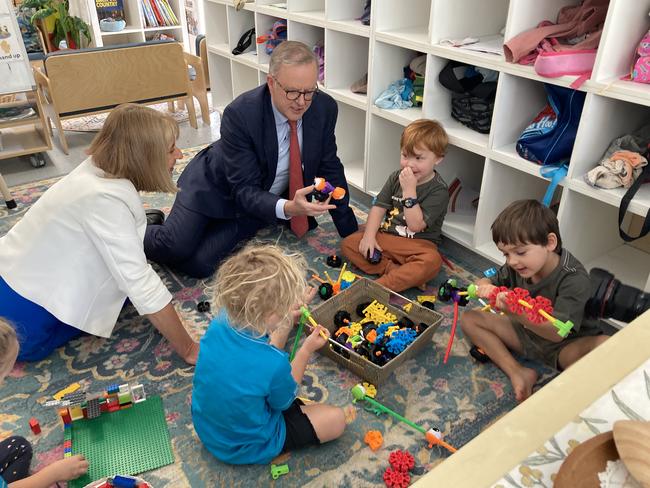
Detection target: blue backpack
<box><xmin>516</xmin><ymin>84</ymin><xmax>586</xmax><ymax>166</ymax></box>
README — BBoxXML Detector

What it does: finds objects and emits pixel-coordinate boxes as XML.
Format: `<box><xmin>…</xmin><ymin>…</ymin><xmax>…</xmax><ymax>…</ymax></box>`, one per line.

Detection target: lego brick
<box><xmin>118</xmin><ymin>392</ymin><xmax>132</xmax><ymax>405</ymax></box>
<box><xmin>111</xmin><ymin>475</ymin><xmax>137</xmax><ymax>488</ymax></box>
<box><xmin>86</xmin><ymin>398</ymin><xmax>101</xmax><ymax>419</ymax></box>
<box><xmin>130</xmin><ymin>384</ymin><xmax>146</xmax><ymax>404</ymax></box>
<box><xmin>69</xmin><ymin>406</ymin><xmax>84</xmax><ymax>421</ymax></box>
<box><xmin>54</xmin><ymin>383</ymin><xmax>81</xmax><ymax>401</ymax></box>
<box><xmin>68</xmin><ymin>396</ymin><xmax>173</xmax><ymax>488</ymax></box>
<box><xmin>29</xmin><ymin>418</ymin><xmax>41</xmax><ymax>435</ymax></box>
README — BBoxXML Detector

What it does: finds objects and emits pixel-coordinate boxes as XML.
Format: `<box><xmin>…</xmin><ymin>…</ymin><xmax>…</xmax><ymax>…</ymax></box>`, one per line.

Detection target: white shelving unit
<box><xmin>202</xmin><ymin>0</ymin><xmax>650</xmax><ymax>293</ymax></box>
<box><xmin>85</xmin><ymin>0</ymin><xmax>189</xmax><ymax>49</ymax></box>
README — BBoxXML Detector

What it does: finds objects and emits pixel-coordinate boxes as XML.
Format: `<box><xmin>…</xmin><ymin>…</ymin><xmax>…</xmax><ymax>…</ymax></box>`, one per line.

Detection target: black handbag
<box><xmin>438</xmin><ymin>61</ymin><xmax>497</xmax><ymax>134</ymax></box>
<box><xmin>619</xmin><ymin>163</ymin><xmax>650</xmax><ymax>242</ymax></box>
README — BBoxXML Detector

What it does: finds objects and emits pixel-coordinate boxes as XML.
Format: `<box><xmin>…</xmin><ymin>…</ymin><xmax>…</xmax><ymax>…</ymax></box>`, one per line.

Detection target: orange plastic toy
<box><xmin>364</xmin><ymin>430</ymin><xmax>383</xmax><ymax>451</ymax></box>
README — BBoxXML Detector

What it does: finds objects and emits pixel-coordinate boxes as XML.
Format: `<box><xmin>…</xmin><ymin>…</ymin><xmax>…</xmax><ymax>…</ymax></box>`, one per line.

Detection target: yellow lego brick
<box><xmin>53</xmin><ymin>383</ymin><xmax>81</xmax><ymax>401</ymax></box>
<box><xmin>69</xmin><ymin>406</ymin><xmax>84</xmax><ymax>421</ymax></box>
<box><xmin>402</xmin><ymin>303</ymin><xmax>413</xmax><ymax>312</ymax></box>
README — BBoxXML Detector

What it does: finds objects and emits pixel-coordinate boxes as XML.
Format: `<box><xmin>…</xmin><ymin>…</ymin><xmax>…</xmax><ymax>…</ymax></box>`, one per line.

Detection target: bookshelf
<box><xmin>201</xmin><ymin>0</ymin><xmax>650</xmax><ymax>296</ymax></box>
<box><xmin>85</xmin><ymin>0</ymin><xmax>189</xmax><ymax>49</ymax></box>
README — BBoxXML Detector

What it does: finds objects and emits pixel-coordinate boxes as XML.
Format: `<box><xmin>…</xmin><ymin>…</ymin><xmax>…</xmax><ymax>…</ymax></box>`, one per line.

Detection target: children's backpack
<box><xmin>256</xmin><ymin>20</ymin><xmax>287</xmax><ymax>55</ymax></box>
<box><xmin>438</xmin><ymin>61</ymin><xmax>498</xmax><ymax>134</ymax></box>
<box><xmin>313</xmin><ymin>41</ymin><xmax>324</xmax><ymax>82</ymax></box>
<box><xmin>534</xmin><ymin>49</ymin><xmax>598</xmax><ymax>88</ymax></box>
<box><xmin>629</xmin><ymin>29</ymin><xmax>650</xmax><ymax>83</ymax></box>
<box><xmin>516</xmin><ymin>83</ymin><xmax>586</xmax><ymax>166</ymax></box>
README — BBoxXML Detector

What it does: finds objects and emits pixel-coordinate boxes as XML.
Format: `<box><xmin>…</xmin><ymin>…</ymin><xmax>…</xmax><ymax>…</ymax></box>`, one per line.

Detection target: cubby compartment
<box><xmin>559</xmin><ymin>190</ymin><xmax>650</xmax><ymax>292</ymax></box>
<box><xmin>255</xmin><ymin>13</ymin><xmax>286</xmax><ymax>69</ymax></box>
<box><xmin>430</xmin><ymin>0</ymin><xmax>507</xmax><ymax>67</ymax></box>
<box><xmin>102</xmin><ymin>31</ymin><xmax>145</xmax><ymax>45</ymax></box>
<box><xmin>334</xmin><ymin>102</ymin><xmax>367</xmax><ymax>191</ymax></box>
<box><xmin>474</xmin><ymin>159</ymin><xmax>564</xmax><ymax>262</ymax></box>
<box><xmin>489</xmin><ymin>74</ymin><xmax>553</xmax><ymax>177</ymax></box>
<box><xmin>503</xmin><ymin>0</ymin><xmax>582</xmax><ymax>42</ymax></box>
<box><xmin>366</xmin><ymin>115</ymin><xmax>403</xmax><ymax>195</ymax></box>
<box><xmin>423</xmin><ymin>54</ymin><xmax>491</xmax><ymax>154</ymax></box>
<box><xmin>370</xmin><ymin>41</ymin><xmax>425</xmax><ymax>126</ymax></box>
<box><xmin>287</xmin><ymin>22</ymin><xmax>324</xmax><ymax>83</ymax></box>
<box><xmin>290</xmin><ymin>0</ymin><xmax>325</xmax><ymax>26</ymax></box>
<box><xmin>326</xmin><ymin>0</ymin><xmax>369</xmax><ymax>36</ymax></box>
<box><xmin>436</xmin><ymin>146</ymin><xmax>486</xmax><ymax>247</ymax></box>
<box><xmin>143</xmin><ymin>28</ymin><xmax>183</xmax><ymax>43</ymax></box>
<box><xmin>324</xmin><ymin>30</ymin><xmax>368</xmax><ymax>109</ymax></box>
<box><xmin>207</xmin><ymin>52</ymin><xmax>233</xmax><ymax>110</ymax></box>
<box><xmin>431</xmin><ymin>0</ymin><xmax>508</xmax><ymax>47</ymax></box>
<box><xmin>592</xmin><ymin>0</ymin><xmax>650</xmax><ymax>105</ymax></box>
<box><xmin>374</xmin><ymin>0</ymin><xmax>430</xmax><ymax>49</ymax></box>
<box><xmin>227</xmin><ymin>5</ymin><xmax>255</xmax><ymax>62</ymax></box>
<box><xmin>204</xmin><ymin>1</ymin><xmax>229</xmax><ymax>55</ymax></box>
<box><xmin>568</xmin><ymin>94</ymin><xmax>650</xmax><ymax>217</ymax></box>
<box><xmin>231</xmin><ymin>62</ymin><xmax>260</xmax><ymax>99</ymax></box>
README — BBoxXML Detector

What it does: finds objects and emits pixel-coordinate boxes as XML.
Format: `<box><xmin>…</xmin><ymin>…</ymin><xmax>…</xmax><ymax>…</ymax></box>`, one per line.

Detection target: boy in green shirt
<box><xmin>461</xmin><ymin>200</ymin><xmax>608</xmax><ymax>402</ymax></box>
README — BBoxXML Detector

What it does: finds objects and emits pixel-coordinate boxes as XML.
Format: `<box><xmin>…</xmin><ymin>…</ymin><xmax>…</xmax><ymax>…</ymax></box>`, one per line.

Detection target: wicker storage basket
<box><xmin>309</xmin><ymin>278</ymin><xmax>443</xmax><ymax>385</ymax></box>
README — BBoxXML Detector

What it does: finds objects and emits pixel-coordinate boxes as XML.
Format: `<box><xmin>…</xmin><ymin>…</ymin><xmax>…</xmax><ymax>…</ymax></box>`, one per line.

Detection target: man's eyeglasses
<box><xmin>273</xmin><ymin>77</ymin><xmax>319</xmax><ymax>101</ymax></box>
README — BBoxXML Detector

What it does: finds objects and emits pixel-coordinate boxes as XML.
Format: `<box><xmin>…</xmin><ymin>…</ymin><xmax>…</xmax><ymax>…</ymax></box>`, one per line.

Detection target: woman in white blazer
<box><xmin>0</xmin><ymin>104</ymin><xmax>199</xmax><ymax>364</ymax></box>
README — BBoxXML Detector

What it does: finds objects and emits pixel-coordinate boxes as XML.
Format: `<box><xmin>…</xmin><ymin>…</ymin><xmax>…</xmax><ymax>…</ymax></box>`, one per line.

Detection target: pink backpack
<box><xmin>630</xmin><ymin>29</ymin><xmax>650</xmax><ymax>83</ymax></box>
<box><xmin>534</xmin><ymin>49</ymin><xmax>598</xmax><ymax>88</ymax></box>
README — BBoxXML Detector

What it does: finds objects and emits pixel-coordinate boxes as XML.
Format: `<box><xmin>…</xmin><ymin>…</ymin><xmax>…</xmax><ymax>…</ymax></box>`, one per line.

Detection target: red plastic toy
<box><xmin>29</xmin><ymin>417</ymin><xmax>41</xmax><ymax>435</ymax></box>
<box><xmin>383</xmin><ymin>467</ymin><xmax>410</xmax><ymax>488</ymax></box>
<box><xmin>388</xmin><ymin>449</ymin><xmax>415</xmax><ymax>472</ymax></box>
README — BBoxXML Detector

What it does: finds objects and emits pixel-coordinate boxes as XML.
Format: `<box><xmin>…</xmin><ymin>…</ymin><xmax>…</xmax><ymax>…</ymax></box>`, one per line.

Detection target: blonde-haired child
<box><xmin>191</xmin><ymin>244</ymin><xmax>346</xmax><ymax>464</ymax></box>
<box><xmin>0</xmin><ymin>103</ymin><xmax>198</xmax><ymax>364</ymax></box>
<box><xmin>0</xmin><ymin>319</ymin><xmax>89</xmax><ymax>487</ymax></box>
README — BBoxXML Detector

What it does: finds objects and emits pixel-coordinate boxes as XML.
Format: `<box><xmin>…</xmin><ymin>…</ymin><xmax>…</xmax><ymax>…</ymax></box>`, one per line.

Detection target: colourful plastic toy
<box><xmin>389</xmin><ymin>450</ymin><xmax>415</xmax><ymax>472</ymax></box>
<box><xmin>488</xmin><ymin>286</ymin><xmax>574</xmax><ymax>337</ymax></box>
<box><xmin>383</xmin><ymin>467</ymin><xmax>410</xmax><ymax>488</ymax></box>
<box><xmin>270</xmin><ymin>463</ymin><xmax>290</xmax><ymax>480</ymax></box>
<box><xmin>29</xmin><ymin>417</ymin><xmax>41</xmax><ymax>434</ymax></box>
<box><xmin>364</xmin><ymin>430</ymin><xmax>383</xmax><ymax>451</ymax></box>
<box><xmin>351</xmin><ymin>384</ymin><xmax>456</xmax><ymax>453</ymax></box>
<box><xmin>312</xmin><ymin>177</ymin><xmax>346</xmax><ymax>202</ymax></box>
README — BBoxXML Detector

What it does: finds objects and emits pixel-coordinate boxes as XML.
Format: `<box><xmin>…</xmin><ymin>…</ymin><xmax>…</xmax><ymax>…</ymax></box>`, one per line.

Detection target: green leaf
<box><xmin>612</xmin><ymin>389</ymin><xmax>645</xmax><ymax>421</ymax></box>
<box><xmin>523</xmin><ymin>454</ymin><xmax>563</xmax><ymax>466</ymax></box>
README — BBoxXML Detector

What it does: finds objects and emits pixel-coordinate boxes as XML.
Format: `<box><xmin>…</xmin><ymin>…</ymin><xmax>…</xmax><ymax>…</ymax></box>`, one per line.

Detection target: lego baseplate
<box><xmin>68</xmin><ymin>395</ymin><xmax>174</xmax><ymax>488</ymax></box>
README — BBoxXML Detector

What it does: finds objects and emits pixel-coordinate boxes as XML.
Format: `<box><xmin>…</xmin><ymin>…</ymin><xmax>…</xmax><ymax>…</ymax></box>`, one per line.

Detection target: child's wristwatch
<box><xmin>403</xmin><ymin>197</ymin><xmax>418</xmax><ymax>208</ymax></box>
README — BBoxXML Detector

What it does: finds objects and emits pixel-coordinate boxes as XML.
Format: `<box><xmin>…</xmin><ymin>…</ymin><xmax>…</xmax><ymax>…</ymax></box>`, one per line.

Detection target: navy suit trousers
<box><xmin>144</xmin><ymin>202</ymin><xmax>265</xmax><ymax>278</ymax></box>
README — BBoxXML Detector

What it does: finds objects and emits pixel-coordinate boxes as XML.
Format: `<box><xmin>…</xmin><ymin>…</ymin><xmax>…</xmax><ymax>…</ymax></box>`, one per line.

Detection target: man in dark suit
<box><xmin>144</xmin><ymin>41</ymin><xmax>358</xmax><ymax>278</ymax></box>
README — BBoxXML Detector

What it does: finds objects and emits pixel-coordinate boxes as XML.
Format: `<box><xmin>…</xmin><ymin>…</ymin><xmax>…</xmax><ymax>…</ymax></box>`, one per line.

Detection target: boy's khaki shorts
<box><xmin>511</xmin><ymin>319</ymin><xmax>601</xmax><ymax>371</ymax></box>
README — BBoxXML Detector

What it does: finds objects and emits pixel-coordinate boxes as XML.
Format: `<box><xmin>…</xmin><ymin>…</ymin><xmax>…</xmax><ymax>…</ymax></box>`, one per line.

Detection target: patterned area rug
<box><xmin>0</xmin><ymin>146</ymin><xmax>555</xmax><ymax>487</ymax></box>
<box><xmin>60</xmin><ymin>100</ymin><xmax>215</xmax><ymax>132</ymax></box>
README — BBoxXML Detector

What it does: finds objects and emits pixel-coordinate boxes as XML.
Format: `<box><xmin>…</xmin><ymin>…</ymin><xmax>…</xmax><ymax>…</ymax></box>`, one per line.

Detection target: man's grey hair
<box><xmin>269</xmin><ymin>41</ymin><xmax>318</xmax><ymax>77</ymax></box>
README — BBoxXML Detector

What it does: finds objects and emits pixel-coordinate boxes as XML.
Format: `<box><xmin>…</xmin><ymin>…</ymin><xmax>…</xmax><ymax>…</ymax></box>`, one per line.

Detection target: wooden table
<box><xmin>414</xmin><ymin>310</ymin><xmax>650</xmax><ymax>488</ymax></box>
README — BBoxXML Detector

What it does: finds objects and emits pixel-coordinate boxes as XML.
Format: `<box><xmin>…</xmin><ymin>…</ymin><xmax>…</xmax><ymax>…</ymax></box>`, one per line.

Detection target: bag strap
<box><xmin>618</xmin><ymin>164</ymin><xmax>650</xmax><ymax>242</ymax></box>
<box><xmin>540</xmin><ymin>163</ymin><xmax>568</xmax><ymax>207</ymax></box>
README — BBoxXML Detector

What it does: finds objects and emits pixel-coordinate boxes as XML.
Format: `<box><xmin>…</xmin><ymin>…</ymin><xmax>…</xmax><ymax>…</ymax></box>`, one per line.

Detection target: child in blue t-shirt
<box><xmin>192</xmin><ymin>244</ymin><xmax>346</xmax><ymax>465</ymax></box>
<box><xmin>0</xmin><ymin>319</ymin><xmax>89</xmax><ymax>487</ymax></box>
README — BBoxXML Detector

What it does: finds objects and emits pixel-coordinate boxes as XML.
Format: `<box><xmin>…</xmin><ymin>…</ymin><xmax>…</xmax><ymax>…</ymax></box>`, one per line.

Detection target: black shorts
<box><xmin>281</xmin><ymin>399</ymin><xmax>320</xmax><ymax>452</ymax></box>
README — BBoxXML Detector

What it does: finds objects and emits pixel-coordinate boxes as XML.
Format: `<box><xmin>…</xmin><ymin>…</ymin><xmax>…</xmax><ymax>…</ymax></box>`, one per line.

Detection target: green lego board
<box><xmin>68</xmin><ymin>396</ymin><xmax>174</xmax><ymax>488</ymax></box>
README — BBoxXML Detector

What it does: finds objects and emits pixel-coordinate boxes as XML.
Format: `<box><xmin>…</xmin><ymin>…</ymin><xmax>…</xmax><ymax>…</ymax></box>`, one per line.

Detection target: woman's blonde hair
<box><xmin>88</xmin><ymin>103</ymin><xmax>179</xmax><ymax>193</ymax></box>
<box><xmin>0</xmin><ymin>318</ymin><xmax>18</xmax><ymax>372</ymax></box>
<box><xmin>212</xmin><ymin>243</ymin><xmax>307</xmax><ymax>336</ymax></box>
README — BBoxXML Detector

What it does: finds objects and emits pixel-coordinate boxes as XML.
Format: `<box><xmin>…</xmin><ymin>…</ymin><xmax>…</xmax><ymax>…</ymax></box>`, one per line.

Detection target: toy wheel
<box><xmin>318</xmin><ymin>283</ymin><xmax>334</xmax><ymax>300</ymax></box>
<box><xmin>438</xmin><ymin>282</ymin><xmax>453</xmax><ymax>302</ymax></box>
<box><xmin>333</xmin><ymin>310</ymin><xmax>351</xmax><ymax>327</ymax></box>
<box><xmin>469</xmin><ymin>345</ymin><xmax>490</xmax><ymax>363</ymax></box>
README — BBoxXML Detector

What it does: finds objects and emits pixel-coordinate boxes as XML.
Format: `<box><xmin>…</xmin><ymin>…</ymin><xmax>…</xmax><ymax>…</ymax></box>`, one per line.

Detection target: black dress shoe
<box><xmin>146</xmin><ymin>209</ymin><xmax>165</xmax><ymax>226</ymax></box>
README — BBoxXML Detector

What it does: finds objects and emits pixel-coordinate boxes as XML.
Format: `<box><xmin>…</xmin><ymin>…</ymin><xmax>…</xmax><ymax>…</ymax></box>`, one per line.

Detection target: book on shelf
<box><xmin>95</xmin><ymin>0</ymin><xmax>126</xmax><ymax>22</ymax></box>
<box><xmin>140</xmin><ymin>0</ymin><xmax>178</xmax><ymax>27</ymax></box>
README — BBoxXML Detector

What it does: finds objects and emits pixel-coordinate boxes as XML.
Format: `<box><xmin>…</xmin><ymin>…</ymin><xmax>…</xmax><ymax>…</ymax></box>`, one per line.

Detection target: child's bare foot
<box><xmin>509</xmin><ymin>367</ymin><xmax>538</xmax><ymax>402</ymax></box>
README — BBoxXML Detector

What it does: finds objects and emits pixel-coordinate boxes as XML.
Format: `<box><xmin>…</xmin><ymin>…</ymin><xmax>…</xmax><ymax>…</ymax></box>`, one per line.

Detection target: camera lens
<box><xmin>587</xmin><ymin>268</ymin><xmax>650</xmax><ymax>322</ymax></box>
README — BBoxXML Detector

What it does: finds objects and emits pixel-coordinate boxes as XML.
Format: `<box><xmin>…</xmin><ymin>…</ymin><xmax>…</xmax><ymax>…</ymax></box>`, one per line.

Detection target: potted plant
<box><xmin>22</xmin><ymin>0</ymin><xmax>91</xmax><ymax>50</ymax></box>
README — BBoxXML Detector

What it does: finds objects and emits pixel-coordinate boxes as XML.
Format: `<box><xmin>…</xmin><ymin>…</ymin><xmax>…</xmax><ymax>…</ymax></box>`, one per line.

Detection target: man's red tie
<box><xmin>288</xmin><ymin>120</ymin><xmax>308</xmax><ymax>238</ymax></box>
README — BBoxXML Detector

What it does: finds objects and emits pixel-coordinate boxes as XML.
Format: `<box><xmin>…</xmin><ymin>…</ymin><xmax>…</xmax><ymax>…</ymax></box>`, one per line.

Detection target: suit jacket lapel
<box><xmin>263</xmin><ymin>90</ymin><xmax>279</xmax><ymax>190</ymax></box>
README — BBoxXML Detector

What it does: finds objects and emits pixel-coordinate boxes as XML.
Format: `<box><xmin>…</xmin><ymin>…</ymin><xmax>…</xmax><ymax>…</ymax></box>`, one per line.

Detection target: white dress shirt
<box><xmin>270</xmin><ymin>102</ymin><xmax>303</xmax><ymax>220</ymax></box>
<box><xmin>0</xmin><ymin>157</ymin><xmax>172</xmax><ymax>337</ymax></box>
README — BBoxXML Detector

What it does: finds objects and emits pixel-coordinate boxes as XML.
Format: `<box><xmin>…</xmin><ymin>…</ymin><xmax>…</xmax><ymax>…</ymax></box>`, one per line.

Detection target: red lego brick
<box><xmin>29</xmin><ymin>418</ymin><xmax>41</xmax><ymax>435</ymax></box>
<box><xmin>63</xmin><ymin>440</ymin><xmax>72</xmax><ymax>449</ymax></box>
